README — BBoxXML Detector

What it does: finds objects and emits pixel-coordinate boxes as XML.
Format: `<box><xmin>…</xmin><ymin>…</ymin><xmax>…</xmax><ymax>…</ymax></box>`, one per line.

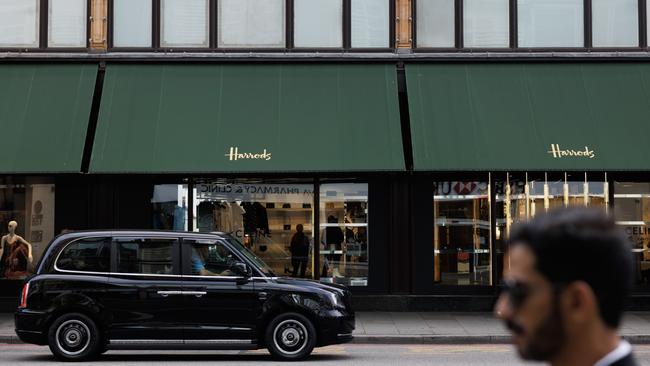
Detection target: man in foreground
<box><xmin>494</xmin><ymin>208</ymin><xmax>637</xmax><ymax>366</ymax></box>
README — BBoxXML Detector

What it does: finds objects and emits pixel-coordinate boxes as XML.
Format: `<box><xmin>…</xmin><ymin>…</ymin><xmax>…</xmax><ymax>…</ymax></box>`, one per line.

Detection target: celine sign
<box><xmin>225</xmin><ymin>147</ymin><xmax>272</xmax><ymax>161</ymax></box>
<box><xmin>547</xmin><ymin>144</ymin><xmax>595</xmax><ymax>159</ymax></box>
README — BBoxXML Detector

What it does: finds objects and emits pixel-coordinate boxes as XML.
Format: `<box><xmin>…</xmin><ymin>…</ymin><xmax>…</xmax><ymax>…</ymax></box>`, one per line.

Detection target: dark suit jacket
<box><xmin>608</xmin><ymin>353</ymin><xmax>638</xmax><ymax>366</ymax></box>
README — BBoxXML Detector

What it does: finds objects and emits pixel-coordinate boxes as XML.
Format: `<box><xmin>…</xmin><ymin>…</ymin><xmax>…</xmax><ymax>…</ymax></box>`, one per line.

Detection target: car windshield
<box><xmin>226</xmin><ymin>236</ymin><xmax>275</xmax><ymax>277</ymax></box>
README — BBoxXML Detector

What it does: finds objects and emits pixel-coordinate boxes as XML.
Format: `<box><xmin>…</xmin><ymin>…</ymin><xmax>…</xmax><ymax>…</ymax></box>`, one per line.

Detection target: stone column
<box><xmin>396</xmin><ymin>0</ymin><xmax>412</xmax><ymax>49</ymax></box>
<box><xmin>89</xmin><ymin>0</ymin><xmax>107</xmax><ymax>51</ymax></box>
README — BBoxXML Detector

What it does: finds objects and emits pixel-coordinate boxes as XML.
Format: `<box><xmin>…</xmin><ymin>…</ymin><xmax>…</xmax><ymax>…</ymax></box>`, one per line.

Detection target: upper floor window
<box><xmin>517</xmin><ymin>0</ymin><xmax>584</xmax><ymax>48</ymax></box>
<box><xmin>48</xmin><ymin>0</ymin><xmax>86</xmax><ymax>47</ymax></box>
<box><xmin>112</xmin><ymin>0</ymin><xmax>152</xmax><ymax>47</ymax></box>
<box><xmin>161</xmin><ymin>0</ymin><xmax>209</xmax><ymax>48</ymax></box>
<box><xmin>0</xmin><ymin>0</ymin><xmax>39</xmax><ymax>48</ymax></box>
<box><xmin>463</xmin><ymin>0</ymin><xmax>509</xmax><ymax>48</ymax></box>
<box><xmin>351</xmin><ymin>0</ymin><xmax>390</xmax><ymax>48</ymax></box>
<box><xmin>0</xmin><ymin>0</ymin><xmax>87</xmax><ymax>49</ymax></box>
<box><xmin>294</xmin><ymin>0</ymin><xmax>343</xmax><ymax>48</ymax></box>
<box><xmin>107</xmin><ymin>0</ymin><xmax>391</xmax><ymax>51</ymax></box>
<box><xmin>416</xmin><ymin>0</ymin><xmax>455</xmax><ymax>48</ymax></box>
<box><xmin>592</xmin><ymin>0</ymin><xmax>639</xmax><ymax>47</ymax></box>
<box><xmin>218</xmin><ymin>0</ymin><xmax>285</xmax><ymax>48</ymax></box>
<box><xmin>415</xmin><ymin>0</ymin><xmax>645</xmax><ymax>50</ymax></box>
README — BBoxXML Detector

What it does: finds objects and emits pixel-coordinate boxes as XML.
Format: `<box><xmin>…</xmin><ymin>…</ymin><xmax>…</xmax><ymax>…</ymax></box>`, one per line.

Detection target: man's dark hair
<box><xmin>508</xmin><ymin>207</ymin><xmax>633</xmax><ymax>328</ymax></box>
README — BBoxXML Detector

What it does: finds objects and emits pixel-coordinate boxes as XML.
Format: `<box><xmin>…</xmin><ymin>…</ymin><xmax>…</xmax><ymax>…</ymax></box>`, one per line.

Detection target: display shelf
<box><xmin>266</xmin><ymin>208</ymin><xmax>313</xmax><ymax>212</ymax></box>
<box><xmin>319</xmin><ymin>223</ymin><xmax>367</xmax><ymax>227</ymax></box>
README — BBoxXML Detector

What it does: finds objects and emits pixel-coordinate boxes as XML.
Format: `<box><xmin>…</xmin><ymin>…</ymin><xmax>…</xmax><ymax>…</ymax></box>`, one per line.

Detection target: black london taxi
<box><xmin>14</xmin><ymin>231</ymin><xmax>354</xmax><ymax>361</ymax></box>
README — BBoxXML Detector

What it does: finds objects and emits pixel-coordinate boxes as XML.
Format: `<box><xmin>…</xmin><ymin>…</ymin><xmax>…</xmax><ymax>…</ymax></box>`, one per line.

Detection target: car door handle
<box><xmin>157</xmin><ymin>291</ymin><xmax>183</xmax><ymax>297</ymax></box>
<box><xmin>182</xmin><ymin>291</ymin><xmax>207</xmax><ymax>297</ymax></box>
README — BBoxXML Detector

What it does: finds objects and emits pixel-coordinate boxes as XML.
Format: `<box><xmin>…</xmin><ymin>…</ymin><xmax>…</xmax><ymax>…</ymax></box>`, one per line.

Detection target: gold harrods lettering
<box><xmin>547</xmin><ymin>144</ymin><xmax>595</xmax><ymax>159</ymax></box>
<box><xmin>225</xmin><ymin>147</ymin><xmax>272</xmax><ymax>161</ymax></box>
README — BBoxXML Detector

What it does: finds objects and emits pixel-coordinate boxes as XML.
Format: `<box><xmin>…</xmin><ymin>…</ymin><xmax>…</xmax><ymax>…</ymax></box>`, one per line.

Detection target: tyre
<box><xmin>265</xmin><ymin>312</ymin><xmax>317</xmax><ymax>361</ymax></box>
<box><xmin>47</xmin><ymin>313</ymin><xmax>101</xmax><ymax>362</ymax></box>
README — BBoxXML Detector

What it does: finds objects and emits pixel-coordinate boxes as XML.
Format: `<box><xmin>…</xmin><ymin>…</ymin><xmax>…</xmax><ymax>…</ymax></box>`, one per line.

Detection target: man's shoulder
<box><xmin>609</xmin><ymin>353</ymin><xmax>638</xmax><ymax>366</ymax></box>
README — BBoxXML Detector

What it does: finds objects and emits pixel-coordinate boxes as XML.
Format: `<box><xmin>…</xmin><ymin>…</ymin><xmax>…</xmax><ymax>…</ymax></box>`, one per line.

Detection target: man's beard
<box><xmin>507</xmin><ymin>298</ymin><xmax>566</xmax><ymax>361</ymax></box>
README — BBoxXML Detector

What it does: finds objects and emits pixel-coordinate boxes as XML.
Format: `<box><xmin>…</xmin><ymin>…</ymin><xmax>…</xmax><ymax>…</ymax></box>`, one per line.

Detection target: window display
<box><xmin>194</xmin><ymin>180</ymin><xmax>314</xmax><ymax>279</ymax></box>
<box><xmin>614</xmin><ymin>182</ymin><xmax>650</xmax><ymax>286</ymax></box>
<box><xmin>494</xmin><ymin>173</ymin><xmax>608</xmax><ymax>283</ymax></box>
<box><xmin>151</xmin><ymin>184</ymin><xmax>188</xmax><ymax>231</ymax></box>
<box><xmin>319</xmin><ymin>183</ymin><xmax>368</xmax><ymax>286</ymax></box>
<box><xmin>433</xmin><ymin>180</ymin><xmax>491</xmax><ymax>286</ymax></box>
<box><xmin>0</xmin><ymin>178</ymin><xmax>55</xmax><ymax>280</ymax></box>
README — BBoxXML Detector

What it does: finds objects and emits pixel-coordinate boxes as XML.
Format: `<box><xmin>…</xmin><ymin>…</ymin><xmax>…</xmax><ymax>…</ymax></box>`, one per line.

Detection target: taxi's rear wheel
<box><xmin>47</xmin><ymin>313</ymin><xmax>101</xmax><ymax>362</ymax></box>
<box><xmin>265</xmin><ymin>312</ymin><xmax>316</xmax><ymax>361</ymax></box>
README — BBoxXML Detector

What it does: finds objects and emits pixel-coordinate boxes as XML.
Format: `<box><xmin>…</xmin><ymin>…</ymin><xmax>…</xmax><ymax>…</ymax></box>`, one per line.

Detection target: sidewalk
<box><xmin>3</xmin><ymin>312</ymin><xmax>650</xmax><ymax>344</ymax></box>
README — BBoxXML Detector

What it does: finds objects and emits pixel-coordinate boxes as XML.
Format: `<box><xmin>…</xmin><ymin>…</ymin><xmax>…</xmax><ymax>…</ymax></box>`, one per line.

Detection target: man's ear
<box><xmin>560</xmin><ymin>281</ymin><xmax>598</xmax><ymax>324</ymax></box>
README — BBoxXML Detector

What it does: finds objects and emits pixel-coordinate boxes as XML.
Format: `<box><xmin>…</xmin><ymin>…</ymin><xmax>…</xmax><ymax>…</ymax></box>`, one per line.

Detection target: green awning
<box><xmin>407</xmin><ymin>63</ymin><xmax>650</xmax><ymax>171</ymax></box>
<box><xmin>0</xmin><ymin>64</ymin><xmax>97</xmax><ymax>173</ymax></box>
<box><xmin>91</xmin><ymin>64</ymin><xmax>404</xmax><ymax>173</ymax></box>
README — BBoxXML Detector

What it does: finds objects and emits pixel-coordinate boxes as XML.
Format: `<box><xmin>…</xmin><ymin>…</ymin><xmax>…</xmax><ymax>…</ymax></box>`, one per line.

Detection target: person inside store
<box><xmin>191</xmin><ymin>244</ymin><xmax>235</xmax><ymax>276</ymax></box>
<box><xmin>290</xmin><ymin>224</ymin><xmax>310</xmax><ymax>278</ymax></box>
<box><xmin>0</xmin><ymin>220</ymin><xmax>33</xmax><ymax>280</ymax></box>
<box><xmin>321</xmin><ymin>215</ymin><xmax>344</xmax><ymax>278</ymax></box>
<box><xmin>494</xmin><ymin>207</ymin><xmax>637</xmax><ymax>366</ymax></box>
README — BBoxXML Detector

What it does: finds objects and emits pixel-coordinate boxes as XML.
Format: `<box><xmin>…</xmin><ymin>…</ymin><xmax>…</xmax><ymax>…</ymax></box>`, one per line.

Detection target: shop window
<box><xmin>115</xmin><ymin>238</ymin><xmax>175</xmax><ymax>275</ymax></box>
<box><xmin>294</xmin><ymin>0</ymin><xmax>343</xmax><ymax>48</ymax></box>
<box><xmin>517</xmin><ymin>0</ymin><xmax>583</xmax><ymax>48</ymax></box>
<box><xmin>193</xmin><ymin>180</ymin><xmax>314</xmax><ymax>279</ymax></box>
<box><xmin>614</xmin><ymin>182</ymin><xmax>650</xmax><ymax>287</ymax></box>
<box><xmin>351</xmin><ymin>0</ymin><xmax>389</xmax><ymax>48</ymax></box>
<box><xmin>56</xmin><ymin>238</ymin><xmax>110</xmax><ymax>273</ymax></box>
<box><xmin>48</xmin><ymin>0</ymin><xmax>86</xmax><ymax>48</ymax></box>
<box><xmin>0</xmin><ymin>0</ymin><xmax>39</xmax><ymax>48</ymax></box>
<box><xmin>320</xmin><ymin>183</ymin><xmax>368</xmax><ymax>287</ymax></box>
<box><xmin>218</xmin><ymin>0</ymin><xmax>285</xmax><ymax>48</ymax></box>
<box><xmin>151</xmin><ymin>185</ymin><xmax>188</xmax><ymax>231</ymax></box>
<box><xmin>494</xmin><ymin>173</ymin><xmax>608</xmax><ymax>284</ymax></box>
<box><xmin>416</xmin><ymin>0</ymin><xmax>455</xmax><ymax>48</ymax></box>
<box><xmin>592</xmin><ymin>0</ymin><xmax>639</xmax><ymax>48</ymax></box>
<box><xmin>161</xmin><ymin>0</ymin><xmax>209</xmax><ymax>48</ymax></box>
<box><xmin>463</xmin><ymin>0</ymin><xmax>509</xmax><ymax>48</ymax></box>
<box><xmin>113</xmin><ymin>0</ymin><xmax>152</xmax><ymax>47</ymax></box>
<box><xmin>434</xmin><ymin>180</ymin><xmax>491</xmax><ymax>286</ymax></box>
<box><xmin>0</xmin><ymin>178</ymin><xmax>55</xmax><ymax>280</ymax></box>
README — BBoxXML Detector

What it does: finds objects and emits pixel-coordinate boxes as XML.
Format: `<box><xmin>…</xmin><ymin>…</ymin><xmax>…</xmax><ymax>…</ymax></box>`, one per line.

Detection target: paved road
<box><xmin>2</xmin><ymin>343</ymin><xmax>650</xmax><ymax>365</ymax></box>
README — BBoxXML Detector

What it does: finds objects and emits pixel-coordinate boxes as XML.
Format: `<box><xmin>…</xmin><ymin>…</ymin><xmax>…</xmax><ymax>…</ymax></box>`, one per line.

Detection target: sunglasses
<box><xmin>501</xmin><ymin>279</ymin><xmax>566</xmax><ymax>310</ymax></box>
<box><xmin>501</xmin><ymin>280</ymin><xmax>531</xmax><ymax>309</ymax></box>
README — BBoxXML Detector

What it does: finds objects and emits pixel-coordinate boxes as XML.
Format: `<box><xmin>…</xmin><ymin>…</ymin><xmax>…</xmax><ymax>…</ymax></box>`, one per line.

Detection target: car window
<box><xmin>226</xmin><ymin>236</ymin><xmax>275</xmax><ymax>277</ymax></box>
<box><xmin>56</xmin><ymin>238</ymin><xmax>110</xmax><ymax>273</ymax></box>
<box><xmin>186</xmin><ymin>239</ymin><xmax>242</xmax><ymax>277</ymax></box>
<box><xmin>115</xmin><ymin>238</ymin><xmax>176</xmax><ymax>275</ymax></box>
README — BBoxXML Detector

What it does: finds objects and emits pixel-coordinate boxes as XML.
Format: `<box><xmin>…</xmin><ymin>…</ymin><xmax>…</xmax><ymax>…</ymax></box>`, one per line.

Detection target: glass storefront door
<box><xmin>319</xmin><ymin>183</ymin><xmax>369</xmax><ymax>286</ymax></box>
<box><xmin>433</xmin><ymin>180</ymin><xmax>491</xmax><ymax>286</ymax></box>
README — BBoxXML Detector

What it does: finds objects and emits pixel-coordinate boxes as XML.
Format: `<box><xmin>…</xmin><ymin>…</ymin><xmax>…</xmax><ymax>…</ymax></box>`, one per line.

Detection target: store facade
<box><xmin>2</xmin><ymin>60</ymin><xmax>650</xmax><ymax>311</ymax></box>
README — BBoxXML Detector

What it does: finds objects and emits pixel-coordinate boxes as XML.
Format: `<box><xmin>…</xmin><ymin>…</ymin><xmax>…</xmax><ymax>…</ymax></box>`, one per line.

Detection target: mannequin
<box><xmin>0</xmin><ymin>221</ymin><xmax>33</xmax><ymax>279</ymax></box>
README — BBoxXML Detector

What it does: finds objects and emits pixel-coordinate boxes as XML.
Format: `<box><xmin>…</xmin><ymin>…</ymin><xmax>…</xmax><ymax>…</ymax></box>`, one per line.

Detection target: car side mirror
<box><xmin>232</xmin><ymin>261</ymin><xmax>251</xmax><ymax>277</ymax></box>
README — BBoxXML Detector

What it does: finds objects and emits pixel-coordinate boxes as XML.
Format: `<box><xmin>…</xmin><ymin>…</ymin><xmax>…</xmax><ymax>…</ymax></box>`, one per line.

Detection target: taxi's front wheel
<box><xmin>265</xmin><ymin>312</ymin><xmax>317</xmax><ymax>361</ymax></box>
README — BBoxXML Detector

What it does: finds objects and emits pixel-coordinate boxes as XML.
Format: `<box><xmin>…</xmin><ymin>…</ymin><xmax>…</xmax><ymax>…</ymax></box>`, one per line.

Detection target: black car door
<box><xmin>105</xmin><ymin>236</ymin><xmax>184</xmax><ymax>341</ymax></box>
<box><xmin>180</xmin><ymin>238</ymin><xmax>259</xmax><ymax>343</ymax></box>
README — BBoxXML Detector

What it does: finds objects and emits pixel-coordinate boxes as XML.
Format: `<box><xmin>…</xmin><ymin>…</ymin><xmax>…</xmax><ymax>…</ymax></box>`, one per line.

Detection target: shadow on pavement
<box><xmin>20</xmin><ymin>353</ymin><xmax>351</xmax><ymax>363</ymax></box>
